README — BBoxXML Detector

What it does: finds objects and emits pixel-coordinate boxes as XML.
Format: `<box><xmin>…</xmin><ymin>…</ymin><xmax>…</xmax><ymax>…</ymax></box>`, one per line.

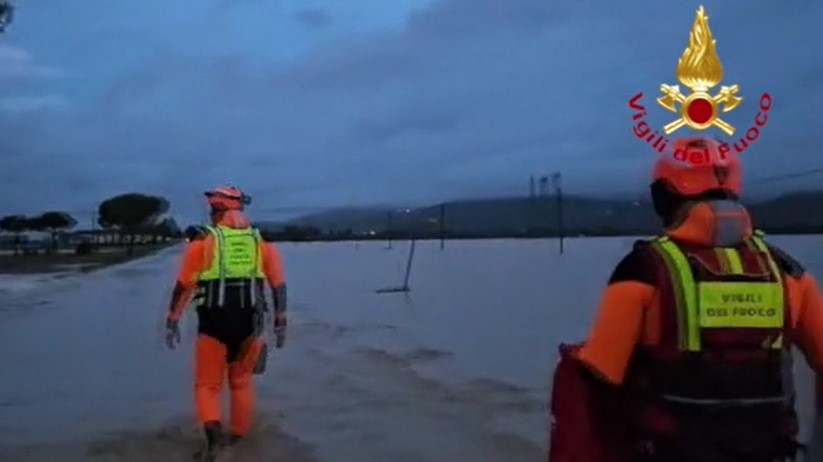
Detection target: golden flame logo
<box><xmin>656</xmin><ymin>6</ymin><xmax>742</xmax><ymax>136</ymax></box>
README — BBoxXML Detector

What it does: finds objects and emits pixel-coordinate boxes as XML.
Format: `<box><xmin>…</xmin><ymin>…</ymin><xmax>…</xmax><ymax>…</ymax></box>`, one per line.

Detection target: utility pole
<box><xmin>527</xmin><ymin>175</ymin><xmax>534</xmax><ymax>236</ymax></box>
<box><xmin>386</xmin><ymin>211</ymin><xmax>394</xmax><ymax>249</ymax></box>
<box><xmin>553</xmin><ymin>172</ymin><xmax>565</xmax><ymax>254</ymax></box>
<box><xmin>438</xmin><ymin>203</ymin><xmax>446</xmax><ymax>250</ymax></box>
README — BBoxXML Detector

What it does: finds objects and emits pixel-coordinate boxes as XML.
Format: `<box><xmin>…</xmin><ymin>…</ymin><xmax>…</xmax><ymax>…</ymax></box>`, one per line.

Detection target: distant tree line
<box><xmin>97</xmin><ymin>193</ymin><xmax>182</xmax><ymax>254</ymax></box>
<box><xmin>0</xmin><ymin>211</ymin><xmax>78</xmax><ymax>253</ymax></box>
<box><xmin>0</xmin><ymin>192</ymin><xmax>183</xmax><ymax>256</ymax></box>
<box><xmin>259</xmin><ymin>225</ymin><xmax>326</xmax><ymax>242</ymax></box>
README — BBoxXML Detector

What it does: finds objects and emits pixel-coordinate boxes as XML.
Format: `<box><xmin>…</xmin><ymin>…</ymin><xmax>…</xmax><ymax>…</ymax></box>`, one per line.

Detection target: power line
<box><xmin>251</xmin><ymin>205</ymin><xmax>339</xmax><ymax>213</ymax></box>
<box><xmin>751</xmin><ymin>166</ymin><xmax>823</xmax><ymax>184</ymax></box>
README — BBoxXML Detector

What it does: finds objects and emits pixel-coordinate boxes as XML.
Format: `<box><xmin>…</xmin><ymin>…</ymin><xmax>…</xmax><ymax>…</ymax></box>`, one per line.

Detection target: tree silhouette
<box><xmin>156</xmin><ymin>217</ymin><xmax>182</xmax><ymax>239</ymax></box>
<box><xmin>0</xmin><ymin>1</ymin><xmax>14</xmax><ymax>33</ymax></box>
<box><xmin>184</xmin><ymin>225</ymin><xmax>205</xmax><ymax>241</ymax></box>
<box><xmin>142</xmin><ymin>216</ymin><xmax>182</xmax><ymax>243</ymax></box>
<box><xmin>0</xmin><ymin>214</ymin><xmax>28</xmax><ymax>255</ymax></box>
<box><xmin>98</xmin><ymin>193</ymin><xmax>170</xmax><ymax>254</ymax></box>
<box><xmin>29</xmin><ymin>211</ymin><xmax>78</xmax><ymax>253</ymax></box>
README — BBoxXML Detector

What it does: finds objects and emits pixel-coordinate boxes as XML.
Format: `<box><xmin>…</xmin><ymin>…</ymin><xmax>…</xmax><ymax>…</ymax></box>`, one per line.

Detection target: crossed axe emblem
<box><xmin>656</xmin><ymin>84</ymin><xmax>742</xmax><ymax>136</ymax></box>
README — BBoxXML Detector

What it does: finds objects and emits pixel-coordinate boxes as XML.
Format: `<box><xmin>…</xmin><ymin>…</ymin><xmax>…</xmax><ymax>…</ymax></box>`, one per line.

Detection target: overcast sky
<box><xmin>1</xmin><ymin>0</ymin><xmax>821</xmax><ymax>223</ymax></box>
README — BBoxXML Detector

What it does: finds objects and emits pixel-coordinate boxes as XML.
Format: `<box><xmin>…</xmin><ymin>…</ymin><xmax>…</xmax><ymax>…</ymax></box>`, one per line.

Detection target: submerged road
<box><xmin>0</xmin><ymin>242</ymin><xmax>549</xmax><ymax>461</ymax></box>
<box><xmin>0</xmin><ymin>238</ymin><xmax>819</xmax><ymax>461</ymax></box>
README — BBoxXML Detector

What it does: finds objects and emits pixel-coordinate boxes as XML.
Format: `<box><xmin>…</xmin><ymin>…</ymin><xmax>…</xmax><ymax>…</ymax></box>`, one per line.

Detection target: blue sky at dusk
<box><xmin>1</xmin><ymin>0</ymin><xmax>821</xmax><ymax>223</ymax></box>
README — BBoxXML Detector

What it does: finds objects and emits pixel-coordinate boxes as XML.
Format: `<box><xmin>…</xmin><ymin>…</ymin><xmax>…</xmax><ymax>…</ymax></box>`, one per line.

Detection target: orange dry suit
<box><xmin>167</xmin><ymin>210</ymin><xmax>286</xmax><ymax>436</ymax></box>
<box><xmin>569</xmin><ymin>202</ymin><xmax>823</xmax><ymax>462</ymax></box>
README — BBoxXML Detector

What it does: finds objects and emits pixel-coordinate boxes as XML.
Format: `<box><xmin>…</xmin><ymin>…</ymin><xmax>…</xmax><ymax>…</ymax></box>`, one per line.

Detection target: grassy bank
<box><xmin>0</xmin><ymin>243</ymin><xmax>177</xmax><ymax>275</ymax></box>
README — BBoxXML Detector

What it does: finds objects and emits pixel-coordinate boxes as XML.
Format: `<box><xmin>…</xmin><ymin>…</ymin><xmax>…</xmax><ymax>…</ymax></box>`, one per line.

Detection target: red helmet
<box><xmin>204</xmin><ymin>185</ymin><xmax>251</xmax><ymax>211</ymax></box>
<box><xmin>652</xmin><ymin>136</ymin><xmax>742</xmax><ymax>196</ymax></box>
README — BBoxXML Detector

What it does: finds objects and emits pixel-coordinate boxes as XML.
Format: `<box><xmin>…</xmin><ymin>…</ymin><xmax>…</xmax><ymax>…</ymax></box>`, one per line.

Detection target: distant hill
<box><xmin>746</xmin><ymin>192</ymin><xmax>823</xmax><ymax>232</ymax></box>
<box><xmin>256</xmin><ymin>191</ymin><xmax>823</xmax><ymax>237</ymax></box>
<box><xmin>273</xmin><ymin>206</ymin><xmax>401</xmax><ymax>232</ymax></box>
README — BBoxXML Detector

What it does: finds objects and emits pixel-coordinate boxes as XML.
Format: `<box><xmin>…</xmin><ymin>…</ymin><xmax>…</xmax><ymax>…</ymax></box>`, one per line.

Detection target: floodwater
<box><xmin>0</xmin><ymin>237</ymin><xmax>820</xmax><ymax>461</ymax></box>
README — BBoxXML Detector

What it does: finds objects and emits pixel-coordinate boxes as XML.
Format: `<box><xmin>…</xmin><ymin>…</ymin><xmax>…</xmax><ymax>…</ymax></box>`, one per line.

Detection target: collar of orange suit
<box><xmin>665</xmin><ymin>200</ymin><xmax>753</xmax><ymax>247</ymax></box>
<box><xmin>212</xmin><ymin>210</ymin><xmax>251</xmax><ymax>229</ymax></box>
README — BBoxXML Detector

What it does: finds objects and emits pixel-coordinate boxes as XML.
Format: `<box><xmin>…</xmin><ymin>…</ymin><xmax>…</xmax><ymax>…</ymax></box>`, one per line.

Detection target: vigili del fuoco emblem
<box><xmin>628</xmin><ymin>5</ymin><xmax>773</xmax><ymax>161</ymax></box>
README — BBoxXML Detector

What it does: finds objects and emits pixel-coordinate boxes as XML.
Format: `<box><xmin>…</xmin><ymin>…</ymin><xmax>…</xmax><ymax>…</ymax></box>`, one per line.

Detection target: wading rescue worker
<box><xmin>575</xmin><ymin>136</ymin><xmax>823</xmax><ymax>462</ymax></box>
<box><xmin>164</xmin><ymin>185</ymin><xmax>287</xmax><ymax>458</ymax></box>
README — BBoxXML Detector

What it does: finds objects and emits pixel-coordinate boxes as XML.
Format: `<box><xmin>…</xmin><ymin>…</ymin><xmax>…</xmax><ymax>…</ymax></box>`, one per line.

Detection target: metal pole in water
<box><xmin>528</xmin><ymin>175</ymin><xmax>536</xmax><ymax>237</ymax></box>
<box><xmin>386</xmin><ymin>211</ymin><xmax>394</xmax><ymax>249</ymax></box>
<box><xmin>558</xmin><ymin>188</ymin><xmax>564</xmax><ymax>254</ymax></box>
<box><xmin>554</xmin><ymin>172</ymin><xmax>565</xmax><ymax>255</ymax></box>
<box><xmin>402</xmin><ymin>239</ymin><xmax>416</xmax><ymax>291</ymax></box>
<box><xmin>439</xmin><ymin>203</ymin><xmax>446</xmax><ymax>251</ymax></box>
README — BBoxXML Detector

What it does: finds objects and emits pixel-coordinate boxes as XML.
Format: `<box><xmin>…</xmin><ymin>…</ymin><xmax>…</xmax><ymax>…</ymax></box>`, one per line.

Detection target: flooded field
<box><xmin>0</xmin><ymin>236</ymin><xmax>821</xmax><ymax>461</ymax></box>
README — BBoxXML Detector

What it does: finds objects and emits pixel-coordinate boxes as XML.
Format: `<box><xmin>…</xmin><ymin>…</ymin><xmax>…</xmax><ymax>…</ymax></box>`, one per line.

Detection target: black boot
<box><xmin>193</xmin><ymin>421</ymin><xmax>223</xmax><ymax>462</ymax></box>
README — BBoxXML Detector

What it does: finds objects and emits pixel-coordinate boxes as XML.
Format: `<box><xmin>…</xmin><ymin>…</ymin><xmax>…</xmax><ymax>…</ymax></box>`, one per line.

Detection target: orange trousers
<box><xmin>194</xmin><ymin>334</ymin><xmax>264</xmax><ymax>435</ymax></box>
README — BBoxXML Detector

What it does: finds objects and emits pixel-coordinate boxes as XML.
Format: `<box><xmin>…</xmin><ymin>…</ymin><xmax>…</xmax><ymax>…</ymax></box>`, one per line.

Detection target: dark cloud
<box><xmin>293</xmin><ymin>8</ymin><xmax>331</xmax><ymax>29</ymax></box>
<box><xmin>1</xmin><ymin>0</ymin><xmax>822</xmax><ymax>223</ymax></box>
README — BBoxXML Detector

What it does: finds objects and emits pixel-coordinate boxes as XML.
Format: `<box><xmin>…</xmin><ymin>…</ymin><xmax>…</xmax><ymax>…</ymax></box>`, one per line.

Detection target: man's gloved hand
<box><xmin>274</xmin><ymin>314</ymin><xmax>287</xmax><ymax>349</ymax></box>
<box><xmin>165</xmin><ymin>318</ymin><xmax>181</xmax><ymax>350</ymax></box>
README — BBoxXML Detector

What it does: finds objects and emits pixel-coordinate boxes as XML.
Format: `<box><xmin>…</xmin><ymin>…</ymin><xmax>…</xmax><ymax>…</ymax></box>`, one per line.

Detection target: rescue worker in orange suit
<box><xmin>574</xmin><ymin>137</ymin><xmax>823</xmax><ymax>462</ymax></box>
<box><xmin>164</xmin><ymin>185</ymin><xmax>287</xmax><ymax>460</ymax></box>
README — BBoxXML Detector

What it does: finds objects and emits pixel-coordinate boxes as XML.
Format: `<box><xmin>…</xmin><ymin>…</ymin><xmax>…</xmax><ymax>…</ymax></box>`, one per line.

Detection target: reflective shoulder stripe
<box><xmin>749</xmin><ymin>233</ymin><xmax>786</xmax><ymax>349</ymax></box>
<box><xmin>749</xmin><ymin>234</ymin><xmax>783</xmax><ymax>286</ymax></box>
<box><xmin>651</xmin><ymin>236</ymin><xmax>701</xmax><ymax>351</ymax></box>
<box><xmin>253</xmin><ymin>228</ymin><xmax>263</xmax><ymax>277</ymax></box>
<box><xmin>246</xmin><ymin>228</ymin><xmax>262</xmax><ymax>304</ymax></box>
<box><xmin>198</xmin><ymin>226</ymin><xmax>221</xmax><ymax>280</ymax></box>
<box><xmin>719</xmin><ymin>248</ymin><xmax>745</xmax><ymax>274</ymax></box>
